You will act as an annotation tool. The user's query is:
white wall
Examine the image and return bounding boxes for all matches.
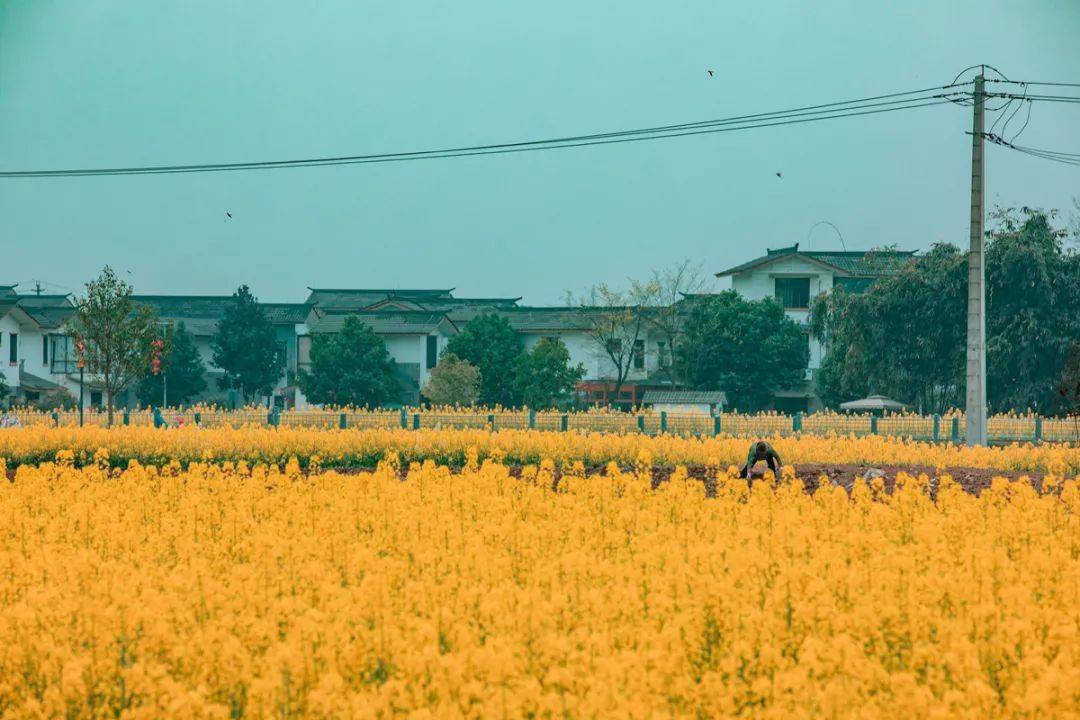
[521,329,669,383]
[0,315,19,393]
[653,402,714,415]
[731,257,834,372]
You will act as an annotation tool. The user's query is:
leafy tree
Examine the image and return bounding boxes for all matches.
[1059,341,1080,418]
[0,374,9,405]
[299,316,398,407]
[445,314,523,406]
[422,353,481,406]
[677,290,809,411]
[985,207,1079,412]
[72,266,159,425]
[514,338,585,409]
[809,244,966,412]
[812,209,1079,413]
[135,322,207,407]
[211,285,283,403]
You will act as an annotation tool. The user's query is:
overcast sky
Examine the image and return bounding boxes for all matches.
[1,1,1077,303]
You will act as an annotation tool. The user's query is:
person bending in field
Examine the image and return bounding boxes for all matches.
[739,440,782,479]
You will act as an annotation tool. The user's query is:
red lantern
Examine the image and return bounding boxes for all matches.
[150,338,165,375]
[75,338,86,370]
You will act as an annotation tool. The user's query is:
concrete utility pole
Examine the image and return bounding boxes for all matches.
[965,72,987,446]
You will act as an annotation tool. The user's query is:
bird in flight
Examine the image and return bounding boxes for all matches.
[775,172,783,179]
[707,70,714,77]
[225,211,232,220]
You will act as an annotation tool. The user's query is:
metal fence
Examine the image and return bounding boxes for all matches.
[7,407,1078,443]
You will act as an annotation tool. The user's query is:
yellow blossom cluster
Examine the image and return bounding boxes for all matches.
[0,453,1078,718]
[0,425,1077,476]
[8,406,1077,442]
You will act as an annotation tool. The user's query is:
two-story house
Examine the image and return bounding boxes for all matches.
[717,244,916,412]
[0,286,80,406]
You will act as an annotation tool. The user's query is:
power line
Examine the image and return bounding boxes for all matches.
[0,84,970,178]
[981,132,1080,168]
[987,79,1080,89]
[986,92,1080,104]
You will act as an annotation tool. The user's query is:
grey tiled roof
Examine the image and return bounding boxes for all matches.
[15,294,75,329]
[641,390,727,405]
[309,311,456,335]
[305,289,455,310]
[133,295,238,318]
[19,368,65,392]
[305,288,520,314]
[497,308,593,331]
[805,251,915,275]
[259,303,312,324]
[716,245,917,278]
[129,296,306,335]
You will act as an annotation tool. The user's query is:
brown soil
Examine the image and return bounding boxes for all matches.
[7,462,1052,497]
[380,463,1051,497]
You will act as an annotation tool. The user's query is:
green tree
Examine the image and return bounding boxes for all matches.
[72,266,159,425]
[985,207,1079,412]
[135,322,207,407]
[299,316,398,407]
[445,314,523,406]
[421,353,481,406]
[812,209,1079,413]
[211,285,283,403]
[809,244,966,412]
[514,338,585,409]
[0,374,9,406]
[677,290,809,411]
[1059,341,1080,420]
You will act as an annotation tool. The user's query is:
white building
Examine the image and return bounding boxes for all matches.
[133,296,311,408]
[300,290,677,408]
[716,244,915,412]
[0,287,82,407]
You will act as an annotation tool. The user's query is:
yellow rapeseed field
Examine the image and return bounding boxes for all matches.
[0,425,1077,475]
[0,436,1078,718]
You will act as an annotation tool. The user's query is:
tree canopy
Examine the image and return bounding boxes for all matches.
[72,266,159,425]
[421,353,481,406]
[299,316,399,407]
[444,314,523,406]
[211,286,283,403]
[677,290,809,411]
[514,338,585,409]
[135,322,207,407]
[811,208,1079,413]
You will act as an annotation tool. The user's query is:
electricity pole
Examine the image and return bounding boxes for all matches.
[965,72,987,446]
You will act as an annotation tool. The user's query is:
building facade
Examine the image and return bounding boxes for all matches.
[2,253,915,411]
[716,244,916,411]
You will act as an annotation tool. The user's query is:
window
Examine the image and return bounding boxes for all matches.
[8,333,17,364]
[606,339,622,356]
[50,336,78,374]
[42,335,49,365]
[633,340,645,370]
[90,391,102,409]
[426,335,438,369]
[657,341,671,368]
[775,277,811,309]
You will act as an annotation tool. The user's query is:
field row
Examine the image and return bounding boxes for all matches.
[7,407,1079,443]
[1,426,1078,475]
